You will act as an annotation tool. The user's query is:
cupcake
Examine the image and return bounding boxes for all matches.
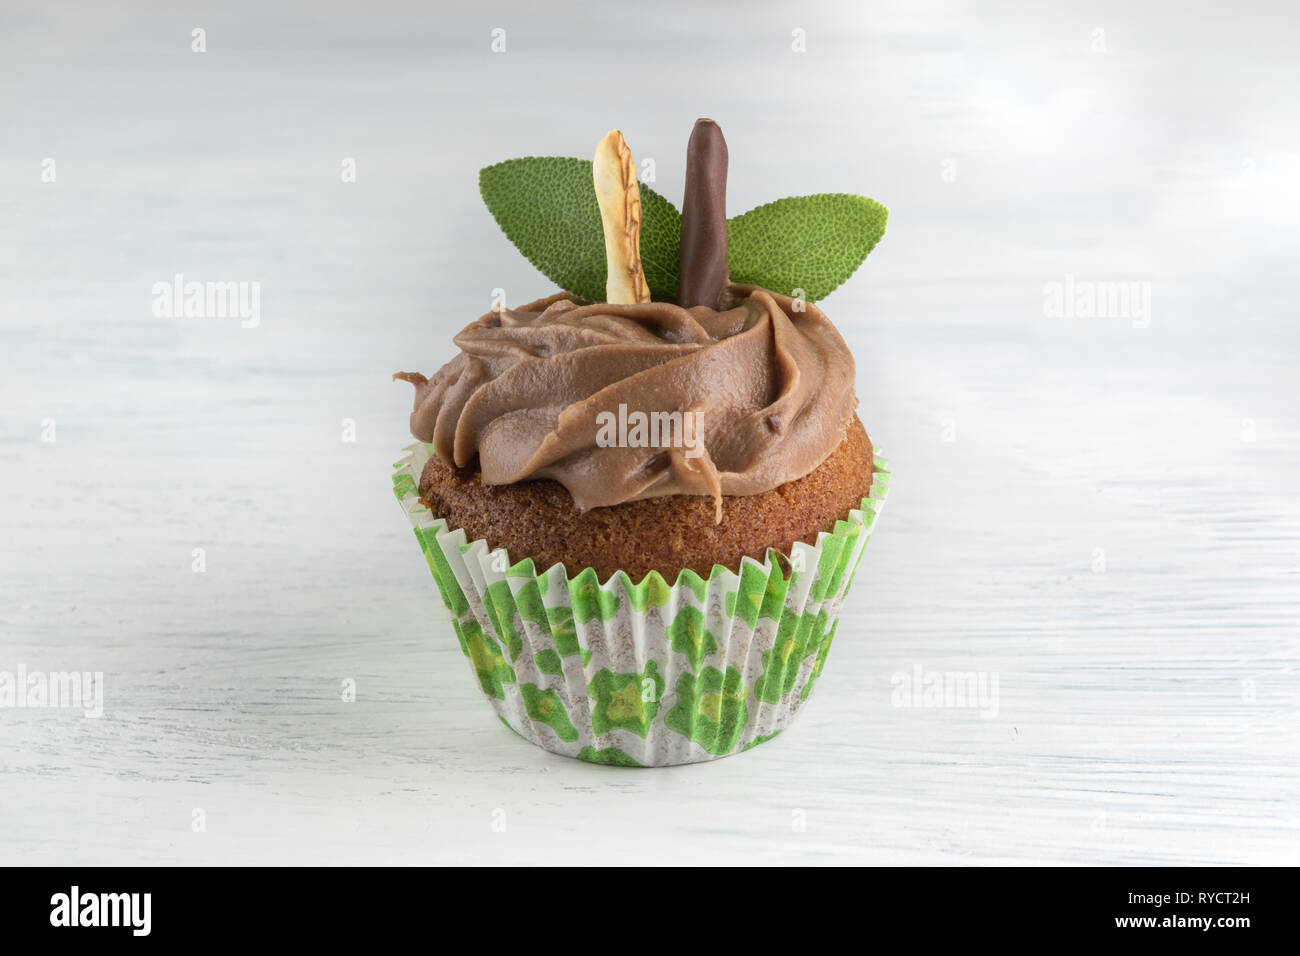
[394,120,890,766]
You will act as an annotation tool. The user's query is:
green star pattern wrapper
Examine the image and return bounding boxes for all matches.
[393,442,890,766]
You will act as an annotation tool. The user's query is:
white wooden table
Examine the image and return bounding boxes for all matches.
[2,0,1297,865]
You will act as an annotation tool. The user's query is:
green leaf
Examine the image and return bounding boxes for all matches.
[479,157,681,302]
[726,194,888,301]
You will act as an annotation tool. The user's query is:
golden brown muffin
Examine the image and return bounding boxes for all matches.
[418,416,874,582]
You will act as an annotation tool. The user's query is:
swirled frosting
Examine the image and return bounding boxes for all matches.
[396,284,857,518]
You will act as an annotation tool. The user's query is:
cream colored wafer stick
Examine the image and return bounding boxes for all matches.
[592,130,651,304]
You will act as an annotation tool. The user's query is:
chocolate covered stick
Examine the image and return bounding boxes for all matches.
[593,130,651,305]
[678,118,729,309]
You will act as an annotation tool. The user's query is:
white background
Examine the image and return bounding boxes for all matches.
[3,0,1297,864]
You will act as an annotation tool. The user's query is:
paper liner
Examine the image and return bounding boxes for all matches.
[393,442,890,767]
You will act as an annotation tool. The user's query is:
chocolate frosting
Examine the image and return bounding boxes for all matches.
[396,285,858,519]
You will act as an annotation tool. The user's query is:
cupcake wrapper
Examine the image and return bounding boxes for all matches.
[394,442,890,767]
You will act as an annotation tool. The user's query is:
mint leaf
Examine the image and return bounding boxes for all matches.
[726,194,887,301]
[479,157,680,302]
[480,160,888,303]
